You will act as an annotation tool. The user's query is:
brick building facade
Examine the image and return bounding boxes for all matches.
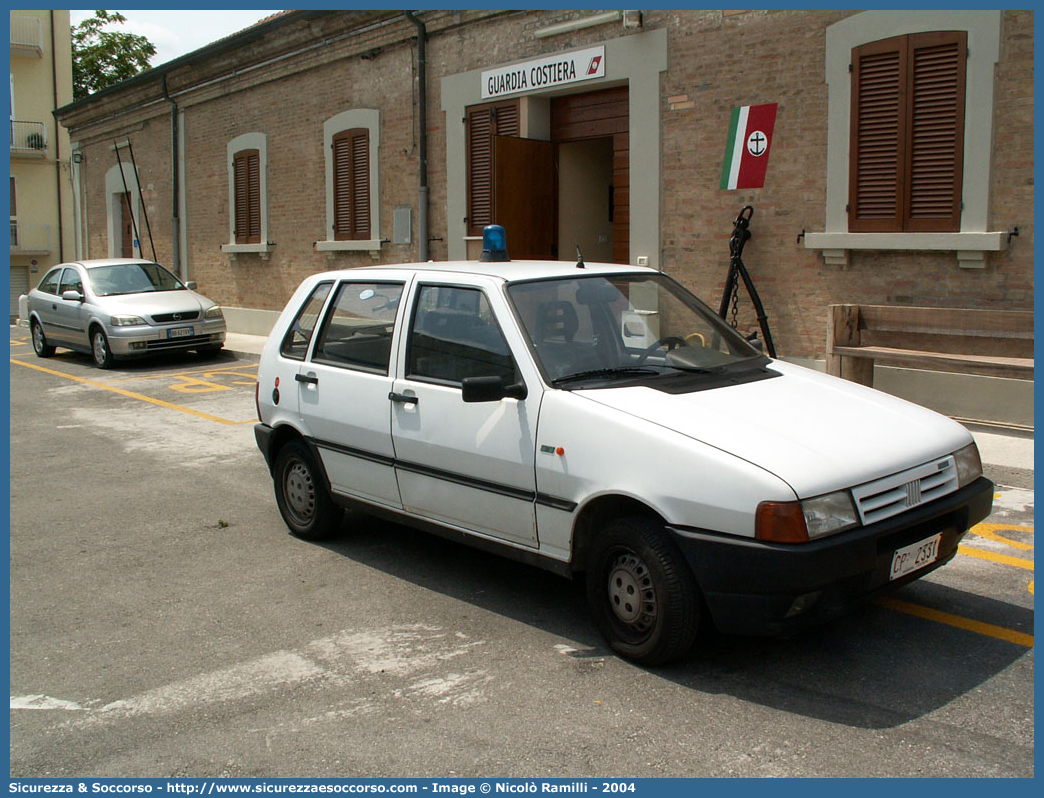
[53,10,1033,372]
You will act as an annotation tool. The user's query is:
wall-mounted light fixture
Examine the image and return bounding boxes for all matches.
[534,11,622,39]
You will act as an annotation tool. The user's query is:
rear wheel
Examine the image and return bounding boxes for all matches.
[273,440,343,541]
[30,320,55,358]
[91,327,114,369]
[586,516,701,666]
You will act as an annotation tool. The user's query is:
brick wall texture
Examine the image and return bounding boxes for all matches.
[61,9,1034,361]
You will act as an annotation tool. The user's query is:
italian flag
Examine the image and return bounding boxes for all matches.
[720,103,778,190]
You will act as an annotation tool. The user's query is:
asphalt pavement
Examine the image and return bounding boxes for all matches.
[9,326,1034,777]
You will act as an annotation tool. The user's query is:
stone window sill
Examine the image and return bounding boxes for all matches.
[315,239,382,253]
[221,243,275,261]
[803,231,1008,268]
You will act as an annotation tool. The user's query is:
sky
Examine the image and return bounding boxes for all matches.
[70,10,282,68]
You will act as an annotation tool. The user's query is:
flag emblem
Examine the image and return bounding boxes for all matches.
[720,103,778,190]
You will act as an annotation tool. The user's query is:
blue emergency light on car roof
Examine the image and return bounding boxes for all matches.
[479,225,510,262]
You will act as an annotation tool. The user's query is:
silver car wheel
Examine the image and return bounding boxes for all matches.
[31,321,55,357]
[91,328,113,368]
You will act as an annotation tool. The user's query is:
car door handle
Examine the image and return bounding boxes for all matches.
[295,373,319,385]
[388,392,419,406]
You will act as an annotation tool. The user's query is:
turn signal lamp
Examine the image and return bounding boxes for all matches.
[756,502,810,543]
[479,225,510,262]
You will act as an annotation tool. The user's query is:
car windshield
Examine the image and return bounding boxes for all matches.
[507,273,766,385]
[87,262,186,297]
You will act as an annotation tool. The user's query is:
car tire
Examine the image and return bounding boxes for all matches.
[273,440,343,541]
[30,320,55,358]
[586,516,701,666]
[196,344,224,358]
[90,327,114,369]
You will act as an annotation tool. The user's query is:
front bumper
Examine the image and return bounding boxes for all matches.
[107,322,226,356]
[669,476,994,636]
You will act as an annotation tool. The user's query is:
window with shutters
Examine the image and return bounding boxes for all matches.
[233,149,261,244]
[805,11,1004,267]
[849,32,967,233]
[318,109,381,252]
[222,133,271,257]
[465,100,520,237]
[332,129,370,241]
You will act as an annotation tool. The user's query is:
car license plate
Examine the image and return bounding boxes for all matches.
[889,533,942,581]
[167,326,194,339]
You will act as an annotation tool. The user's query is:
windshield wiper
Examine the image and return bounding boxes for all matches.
[551,367,663,386]
[665,364,728,375]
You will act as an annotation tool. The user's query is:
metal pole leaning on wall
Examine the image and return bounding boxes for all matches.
[125,140,157,262]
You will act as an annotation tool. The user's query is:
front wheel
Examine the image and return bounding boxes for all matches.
[586,516,701,666]
[273,440,343,541]
[91,327,114,368]
[196,343,224,358]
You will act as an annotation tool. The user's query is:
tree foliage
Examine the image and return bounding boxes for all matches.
[72,11,157,100]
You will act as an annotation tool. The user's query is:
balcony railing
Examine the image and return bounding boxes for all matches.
[10,222,52,254]
[10,121,47,154]
[10,16,43,55]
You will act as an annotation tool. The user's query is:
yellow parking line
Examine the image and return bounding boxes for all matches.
[11,358,255,425]
[876,596,1034,648]
[109,364,258,383]
[958,545,1035,571]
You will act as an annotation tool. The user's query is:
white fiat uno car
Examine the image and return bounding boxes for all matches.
[255,227,992,665]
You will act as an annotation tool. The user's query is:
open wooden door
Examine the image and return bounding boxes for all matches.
[493,136,556,260]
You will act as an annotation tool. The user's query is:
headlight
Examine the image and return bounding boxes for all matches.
[205,305,224,320]
[757,490,858,543]
[954,442,983,487]
[110,314,146,326]
[801,491,859,539]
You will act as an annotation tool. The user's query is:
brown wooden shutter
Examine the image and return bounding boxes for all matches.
[849,32,966,233]
[465,100,520,237]
[233,149,261,244]
[904,31,966,232]
[849,37,906,232]
[333,129,370,241]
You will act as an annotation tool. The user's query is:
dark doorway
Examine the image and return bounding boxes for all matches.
[120,192,134,257]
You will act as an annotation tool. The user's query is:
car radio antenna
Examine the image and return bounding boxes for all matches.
[717,206,776,358]
[575,244,585,269]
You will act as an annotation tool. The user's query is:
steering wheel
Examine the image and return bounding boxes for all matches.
[635,335,688,365]
[684,332,706,347]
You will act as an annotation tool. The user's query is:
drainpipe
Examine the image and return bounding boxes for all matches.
[161,74,182,279]
[405,11,429,261]
[50,11,65,262]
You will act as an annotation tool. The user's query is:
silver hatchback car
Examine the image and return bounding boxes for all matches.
[26,258,226,368]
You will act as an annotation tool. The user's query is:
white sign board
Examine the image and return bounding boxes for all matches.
[481,46,606,100]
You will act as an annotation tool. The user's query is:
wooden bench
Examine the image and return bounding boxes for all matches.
[826,304,1034,387]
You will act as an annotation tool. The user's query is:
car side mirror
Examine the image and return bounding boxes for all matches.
[461,375,528,403]
[185,281,198,290]
[61,290,84,303]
